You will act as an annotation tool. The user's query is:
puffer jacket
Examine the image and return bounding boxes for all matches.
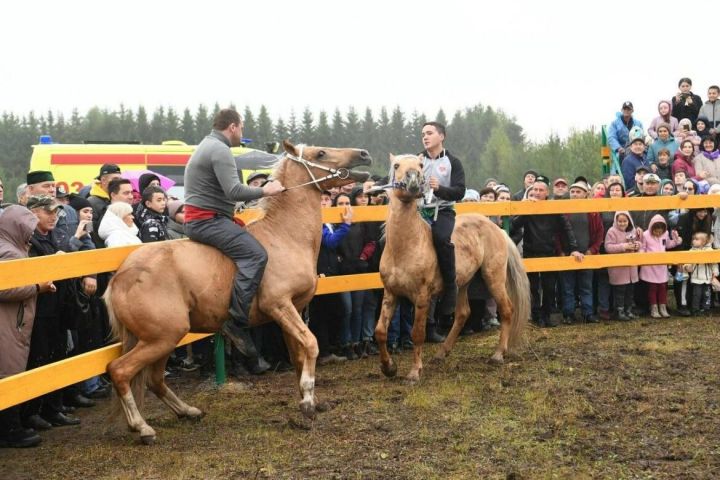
[639,215,681,283]
[603,211,639,286]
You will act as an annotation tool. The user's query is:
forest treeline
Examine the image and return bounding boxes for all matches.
[0,103,601,195]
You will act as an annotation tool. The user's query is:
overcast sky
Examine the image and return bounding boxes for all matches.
[1,0,716,142]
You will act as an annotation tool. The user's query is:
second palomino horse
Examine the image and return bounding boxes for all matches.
[375,154,530,382]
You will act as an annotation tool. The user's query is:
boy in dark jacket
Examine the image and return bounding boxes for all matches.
[138,186,169,243]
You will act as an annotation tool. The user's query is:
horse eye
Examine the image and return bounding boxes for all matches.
[317,150,326,158]
[419,163,424,169]
[393,164,399,170]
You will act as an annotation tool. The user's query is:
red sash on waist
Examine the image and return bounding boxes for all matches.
[184,205,245,227]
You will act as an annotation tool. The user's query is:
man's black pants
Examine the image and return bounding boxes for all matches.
[431,209,456,287]
[185,216,268,325]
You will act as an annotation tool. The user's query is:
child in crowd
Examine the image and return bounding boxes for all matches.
[674,118,701,154]
[648,101,679,139]
[98,202,141,247]
[683,232,718,315]
[653,148,673,181]
[640,215,682,318]
[138,186,169,243]
[604,211,640,321]
[695,116,711,140]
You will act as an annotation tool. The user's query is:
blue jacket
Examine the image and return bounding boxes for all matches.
[646,137,678,165]
[621,152,650,190]
[321,223,350,249]
[608,113,644,152]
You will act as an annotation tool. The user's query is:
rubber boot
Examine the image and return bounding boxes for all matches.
[658,304,671,318]
[426,323,446,343]
[649,304,661,319]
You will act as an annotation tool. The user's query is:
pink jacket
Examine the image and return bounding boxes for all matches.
[639,215,681,284]
[604,211,639,285]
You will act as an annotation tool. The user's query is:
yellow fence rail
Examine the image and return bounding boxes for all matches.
[1,194,719,409]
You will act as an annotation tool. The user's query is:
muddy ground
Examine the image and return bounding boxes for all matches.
[2,315,719,479]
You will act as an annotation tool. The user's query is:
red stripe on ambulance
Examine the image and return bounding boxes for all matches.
[51,154,146,165]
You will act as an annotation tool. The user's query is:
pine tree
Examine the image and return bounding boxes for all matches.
[300,107,315,144]
[256,105,274,145]
[181,108,194,143]
[242,107,257,142]
[315,111,332,146]
[274,116,289,142]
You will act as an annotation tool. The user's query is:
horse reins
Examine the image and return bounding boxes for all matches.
[281,144,351,192]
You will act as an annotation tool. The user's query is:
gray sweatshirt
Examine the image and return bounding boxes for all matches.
[184,130,264,218]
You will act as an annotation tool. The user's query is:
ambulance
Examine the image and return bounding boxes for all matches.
[29,135,272,196]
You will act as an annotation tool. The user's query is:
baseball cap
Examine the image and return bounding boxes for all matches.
[553,178,568,186]
[635,165,650,173]
[569,181,590,192]
[643,173,661,184]
[622,101,634,110]
[56,184,69,198]
[26,195,63,212]
[534,175,550,186]
[97,163,121,179]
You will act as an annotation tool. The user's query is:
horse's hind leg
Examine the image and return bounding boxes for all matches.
[406,293,432,383]
[108,341,171,444]
[147,352,203,420]
[374,290,397,378]
[483,260,514,364]
[434,285,470,361]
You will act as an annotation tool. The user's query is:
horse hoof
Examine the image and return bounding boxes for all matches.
[488,354,504,365]
[381,361,397,378]
[140,435,156,446]
[179,409,205,421]
[404,373,420,385]
[299,400,316,420]
[315,401,334,413]
[430,354,445,364]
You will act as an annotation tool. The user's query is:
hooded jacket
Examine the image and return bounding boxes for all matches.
[603,211,639,286]
[685,244,719,285]
[648,102,679,139]
[99,209,141,247]
[639,215,681,284]
[0,206,39,378]
[608,113,644,152]
[699,100,720,130]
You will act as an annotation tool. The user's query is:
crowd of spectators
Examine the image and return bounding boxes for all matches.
[2,76,720,448]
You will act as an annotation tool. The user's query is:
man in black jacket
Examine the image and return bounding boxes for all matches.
[510,177,584,327]
[419,122,465,342]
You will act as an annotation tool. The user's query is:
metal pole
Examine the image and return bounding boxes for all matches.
[214,333,226,385]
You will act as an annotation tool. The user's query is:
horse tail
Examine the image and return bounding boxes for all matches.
[504,233,530,352]
[105,283,149,419]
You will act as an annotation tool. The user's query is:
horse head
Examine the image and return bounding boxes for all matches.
[389,153,425,202]
[282,140,372,189]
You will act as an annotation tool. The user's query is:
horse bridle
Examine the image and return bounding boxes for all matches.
[281,144,351,192]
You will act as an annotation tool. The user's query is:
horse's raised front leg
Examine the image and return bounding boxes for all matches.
[374,290,398,378]
[434,285,470,361]
[407,293,431,383]
[147,354,203,420]
[268,302,319,419]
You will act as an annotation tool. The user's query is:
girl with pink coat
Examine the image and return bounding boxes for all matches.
[640,215,682,318]
[604,211,640,321]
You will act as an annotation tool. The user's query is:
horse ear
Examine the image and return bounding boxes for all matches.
[283,140,297,155]
[389,153,396,164]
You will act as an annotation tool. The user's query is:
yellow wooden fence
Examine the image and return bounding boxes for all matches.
[1,194,719,409]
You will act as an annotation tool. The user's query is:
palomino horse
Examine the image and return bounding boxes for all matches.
[375,154,530,382]
[105,140,371,444]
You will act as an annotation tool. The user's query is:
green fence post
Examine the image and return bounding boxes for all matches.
[214,333,226,385]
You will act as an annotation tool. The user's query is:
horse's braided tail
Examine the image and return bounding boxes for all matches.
[504,233,530,352]
[104,283,149,419]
